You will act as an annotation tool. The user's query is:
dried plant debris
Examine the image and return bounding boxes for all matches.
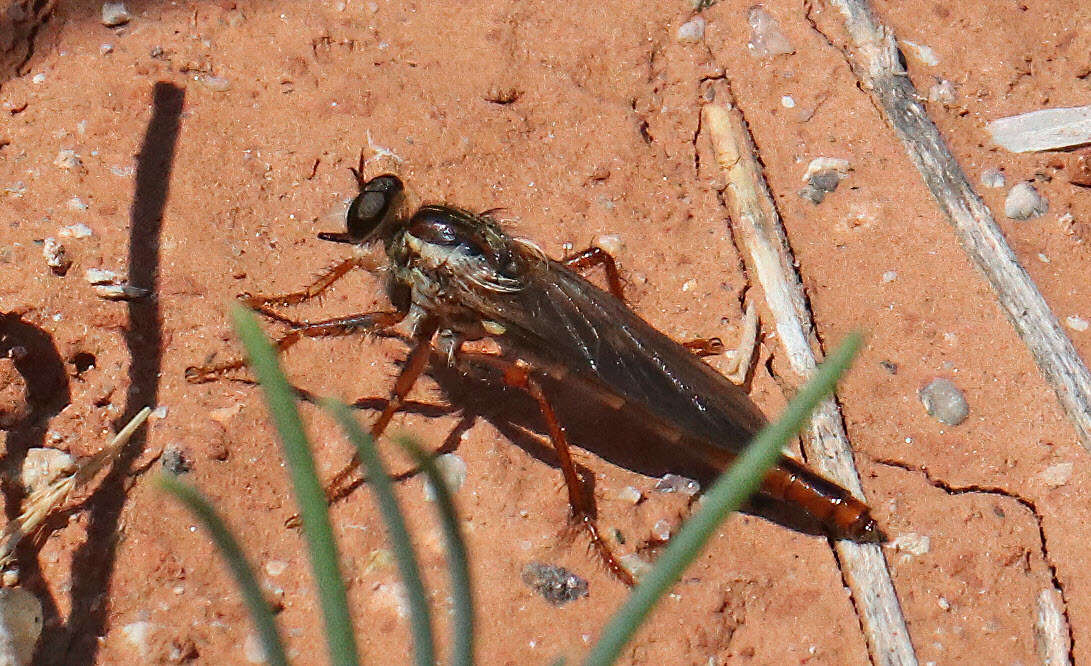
[84,268,150,301]
[520,562,589,606]
[987,105,1091,153]
[0,407,151,570]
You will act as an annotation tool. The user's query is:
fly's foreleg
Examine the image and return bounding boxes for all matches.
[184,310,406,383]
[562,246,625,301]
[458,351,637,586]
[239,257,362,309]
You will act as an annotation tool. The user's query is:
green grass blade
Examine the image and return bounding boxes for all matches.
[399,440,474,666]
[157,475,289,666]
[323,399,436,666]
[232,305,360,666]
[585,332,863,666]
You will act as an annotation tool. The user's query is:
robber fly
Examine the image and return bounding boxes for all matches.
[187,161,877,585]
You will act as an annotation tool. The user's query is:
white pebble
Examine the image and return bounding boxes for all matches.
[20,449,76,495]
[84,268,119,285]
[980,168,1006,189]
[243,632,265,663]
[198,75,231,92]
[592,234,623,256]
[151,405,169,419]
[101,2,131,27]
[42,238,70,274]
[901,40,939,66]
[121,621,155,658]
[31,73,45,85]
[58,223,93,239]
[882,270,898,283]
[919,378,969,426]
[53,150,82,171]
[780,95,795,108]
[802,157,851,183]
[617,486,642,504]
[67,196,88,211]
[1066,316,1089,332]
[100,43,114,55]
[747,7,793,57]
[0,588,42,666]
[891,532,931,556]
[1038,462,1073,488]
[654,473,700,496]
[264,560,288,577]
[928,79,956,106]
[676,17,706,44]
[652,519,672,541]
[1005,182,1048,220]
[423,453,467,501]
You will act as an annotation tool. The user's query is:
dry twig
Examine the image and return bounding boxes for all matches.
[819,0,1091,452]
[704,99,917,666]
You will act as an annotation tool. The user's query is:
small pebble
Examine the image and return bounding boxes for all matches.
[423,453,467,501]
[980,168,1006,189]
[0,588,42,666]
[151,405,168,419]
[20,449,76,494]
[618,554,653,582]
[1039,462,1073,488]
[161,444,191,475]
[901,40,939,66]
[747,6,793,57]
[209,403,243,423]
[67,196,88,211]
[93,284,149,301]
[652,519,672,541]
[617,486,642,504]
[99,43,114,55]
[654,473,700,496]
[31,73,45,85]
[1066,316,1089,332]
[101,2,131,27]
[780,95,795,108]
[882,270,898,283]
[1004,182,1048,220]
[592,234,623,256]
[121,621,155,658]
[58,223,93,239]
[264,560,288,577]
[242,632,265,664]
[53,150,82,171]
[197,75,231,92]
[891,532,931,556]
[42,238,71,276]
[520,562,588,606]
[919,378,969,426]
[675,17,705,44]
[928,79,956,106]
[84,268,119,285]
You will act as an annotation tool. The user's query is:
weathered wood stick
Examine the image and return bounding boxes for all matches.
[704,99,918,666]
[822,0,1091,451]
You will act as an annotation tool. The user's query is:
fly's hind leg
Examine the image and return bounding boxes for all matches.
[681,302,758,383]
[185,310,406,383]
[458,350,637,587]
[562,246,625,301]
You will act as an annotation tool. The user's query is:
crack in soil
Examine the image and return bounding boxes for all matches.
[873,457,1076,662]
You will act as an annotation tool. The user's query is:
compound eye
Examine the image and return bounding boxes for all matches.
[346,174,403,239]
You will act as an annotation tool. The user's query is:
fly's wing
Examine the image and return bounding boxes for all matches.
[466,257,767,453]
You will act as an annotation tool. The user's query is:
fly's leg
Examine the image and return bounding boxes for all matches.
[458,351,637,586]
[682,338,726,357]
[678,303,758,380]
[562,246,625,301]
[323,317,441,504]
[239,257,362,309]
[185,310,406,383]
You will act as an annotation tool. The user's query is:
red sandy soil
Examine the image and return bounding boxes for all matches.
[1,0,1089,663]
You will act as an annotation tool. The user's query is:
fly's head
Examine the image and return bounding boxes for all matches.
[318,164,406,247]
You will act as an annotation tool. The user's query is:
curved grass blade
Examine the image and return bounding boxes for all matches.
[323,399,436,666]
[400,439,474,666]
[158,475,289,666]
[232,305,360,666]
[585,332,863,666]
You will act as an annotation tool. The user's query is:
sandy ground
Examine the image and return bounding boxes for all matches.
[1,0,1090,663]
